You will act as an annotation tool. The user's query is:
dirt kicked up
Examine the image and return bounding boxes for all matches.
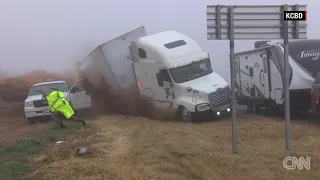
[29,113,320,180]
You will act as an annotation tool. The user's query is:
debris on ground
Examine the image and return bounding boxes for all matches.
[76,147,88,156]
[55,141,65,144]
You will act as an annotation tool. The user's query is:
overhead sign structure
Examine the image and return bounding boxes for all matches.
[206,4,307,154]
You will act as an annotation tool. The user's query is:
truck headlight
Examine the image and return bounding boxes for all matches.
[196,103,211,112]
[24,101,33,107]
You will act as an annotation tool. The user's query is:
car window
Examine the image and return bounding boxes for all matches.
[72,81,85,92]
[28,83,68,96]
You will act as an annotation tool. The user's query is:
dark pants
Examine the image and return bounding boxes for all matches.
[51,111,85,127]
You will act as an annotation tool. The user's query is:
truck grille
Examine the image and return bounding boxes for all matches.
[208,86,231,108]
[33,99,48,107]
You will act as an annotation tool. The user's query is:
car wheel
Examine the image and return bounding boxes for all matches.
[25,118,35,124]
[180,107,194,123]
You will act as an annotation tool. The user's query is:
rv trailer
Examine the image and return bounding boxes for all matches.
[235,39,320,115]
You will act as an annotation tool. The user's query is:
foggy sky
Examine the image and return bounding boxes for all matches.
[0,0,317,82]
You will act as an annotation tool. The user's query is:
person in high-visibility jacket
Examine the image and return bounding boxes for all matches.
[40,87,86,128]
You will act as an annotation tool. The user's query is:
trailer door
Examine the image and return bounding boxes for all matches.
[261,55,270,98]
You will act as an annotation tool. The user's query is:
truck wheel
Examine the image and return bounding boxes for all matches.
[254,104,261,114]
[127,104,138,116]
[179,107,193,123]
[25,118,35,124]
[246,100,253,113]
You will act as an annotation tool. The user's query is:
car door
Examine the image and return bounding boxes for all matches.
[68,79,92,110]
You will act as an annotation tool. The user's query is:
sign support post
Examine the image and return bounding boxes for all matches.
[282,4,291,151]
[228,7,237,154]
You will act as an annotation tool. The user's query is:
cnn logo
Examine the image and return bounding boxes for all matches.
[283,156,311,170]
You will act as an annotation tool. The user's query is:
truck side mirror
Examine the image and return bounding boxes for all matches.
[156,73,164,87]
[249,67,253,77]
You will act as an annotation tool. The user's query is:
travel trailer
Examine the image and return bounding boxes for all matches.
[235,39,320,114]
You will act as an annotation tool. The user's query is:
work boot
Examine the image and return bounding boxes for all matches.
[81,120,86,126]
[60,122,66,128]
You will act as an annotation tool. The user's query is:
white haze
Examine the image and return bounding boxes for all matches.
[0,0,318,82]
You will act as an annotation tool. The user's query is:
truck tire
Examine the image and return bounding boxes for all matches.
[178,106,194,123]
[254,104,261,114]
[127,103,138,116]
[246,100,253,113]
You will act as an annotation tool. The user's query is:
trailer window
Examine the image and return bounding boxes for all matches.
[164,40,187,49]
[169,58,213,83]
[138,48,147,58]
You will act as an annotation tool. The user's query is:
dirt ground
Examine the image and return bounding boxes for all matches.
[0,120,45,144]
[0,98,45,143]
[29,113,320,180]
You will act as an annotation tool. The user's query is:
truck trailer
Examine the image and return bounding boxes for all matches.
[77,26,231,122]
[235,39,320,115]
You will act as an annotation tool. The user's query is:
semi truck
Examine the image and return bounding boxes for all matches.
[77,26,231,122]
[235,39,320,115]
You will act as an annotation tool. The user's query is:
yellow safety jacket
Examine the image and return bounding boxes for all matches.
[45,91,74,119]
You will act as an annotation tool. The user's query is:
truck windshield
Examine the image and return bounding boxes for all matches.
[28,83,68,96]
[169,58,213,83]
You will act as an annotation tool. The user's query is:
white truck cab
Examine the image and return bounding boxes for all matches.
[132,30,231,122]
[24,79,91,124]
[78,26,231,123]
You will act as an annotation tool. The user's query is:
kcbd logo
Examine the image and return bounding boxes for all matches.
[283,156,311,170]
[284,11,307,21]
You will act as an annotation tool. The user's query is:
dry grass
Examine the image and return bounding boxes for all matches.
[30,113,320,180]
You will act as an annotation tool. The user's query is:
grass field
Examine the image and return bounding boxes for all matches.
[0,122,86,180]
[25,113,320,180]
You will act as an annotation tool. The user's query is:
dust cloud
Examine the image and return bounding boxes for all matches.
[0,70,77,118]
[0,68,175,121]
[80,73,175,120]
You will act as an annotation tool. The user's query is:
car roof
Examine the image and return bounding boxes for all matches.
[33,80,66,86]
